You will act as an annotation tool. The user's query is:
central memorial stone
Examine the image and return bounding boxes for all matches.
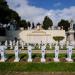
[18,28,66,44]
[27,30,50,44]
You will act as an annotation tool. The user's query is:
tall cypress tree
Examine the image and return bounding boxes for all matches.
[42,16,53,30]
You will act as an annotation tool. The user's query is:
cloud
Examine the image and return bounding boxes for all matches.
[6,0,75,25]
[46,6,75,25]
[6,0,48,22]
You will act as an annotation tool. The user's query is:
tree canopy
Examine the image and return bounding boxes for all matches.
[42,16,53,30]
[58,19,70,31]
[0,0,73,31]
[32,22,35,29]
[19,20,28,29]
[0,0,20,25]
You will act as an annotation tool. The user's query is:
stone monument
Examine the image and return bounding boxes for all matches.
[68,20,74,43]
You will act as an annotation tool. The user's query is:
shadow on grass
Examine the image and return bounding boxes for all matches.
[6,54,14,61]
[20,54,27,62]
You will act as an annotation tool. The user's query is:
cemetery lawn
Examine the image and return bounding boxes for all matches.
[0,54,75,73]
[0,62,75,73]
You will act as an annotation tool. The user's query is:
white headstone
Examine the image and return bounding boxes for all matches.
[5,40,8,48]
[14,45,20,62]
[41,44,46,62]
[21,41,24,49]
[9,40,13,49]
[27,45,32,62]
[13,40,15,46]
[54,44,60,62]
[0,45,7,62]
[66,44,73,62]
[16,41,19,46]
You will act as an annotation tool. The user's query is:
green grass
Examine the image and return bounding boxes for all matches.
[0,62,75,72]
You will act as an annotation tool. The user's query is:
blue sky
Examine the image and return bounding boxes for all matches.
[6,0,75,25]
[28,0,75,9]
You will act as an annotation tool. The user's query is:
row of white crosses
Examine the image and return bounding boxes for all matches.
[0,42,74,62]
[0,43,46,62]
[5,40,54,50]
[27,44,46,62]
[27,43,74,62]
[5,40,72,50]
[4,40,25,49]
[54,43,74,62]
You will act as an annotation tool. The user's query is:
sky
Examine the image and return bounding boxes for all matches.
[6,0,75,25]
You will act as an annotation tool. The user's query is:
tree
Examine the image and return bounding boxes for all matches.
[0,28,6,36]
[0,0,20,26]
[19,20,27,29]
[32,22,35,29]
[9,10,20,22]
[42,16,53,30]
[0,0,9,24]
[27,21,31,28]
[58,19,70,31]
[37,22,41,26]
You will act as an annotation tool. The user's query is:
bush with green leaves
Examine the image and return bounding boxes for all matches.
[46,43,50,50]
[33,43,40,50]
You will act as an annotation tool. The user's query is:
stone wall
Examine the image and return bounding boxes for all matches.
[0,36,7,42]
